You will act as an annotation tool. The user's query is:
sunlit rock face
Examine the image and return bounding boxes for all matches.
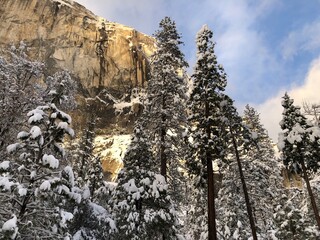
[0,0,155,178]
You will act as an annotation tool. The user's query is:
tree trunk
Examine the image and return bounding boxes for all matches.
[160,94,167,178]
[301,159,320,230]
[160,126,166,178]
[205,102,217,240]
[207,151,217,240]
[231,132,258,240]
[160,90,166,240]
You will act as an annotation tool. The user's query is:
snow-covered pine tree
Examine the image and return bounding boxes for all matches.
[111,120,179,240]
[44,70,77,111]
[215,95,258,240]
[242,104,275,160]
[0,43,43,156]
[68,146,116,239]
[0,103,77,239]
[241,104,285,238]
[72,118,96,186]
[278,92,320,234]
[68,198,116,240]
[0,66,81,239]
[71,114,105,196]
[278,93,308,172]
[186,24,227,240]
[87,155,105,200]
[144,17,188,190]
[216,160,250,239]
[273,188,319,239]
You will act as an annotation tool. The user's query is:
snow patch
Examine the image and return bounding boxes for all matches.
[42,154,59,169]
[0,161,10,170]
[2,215,18,239]
[60,210,73,227]
[286,124,304,144]
[152,174,168,198]
[58,109,72,124]
[95,134,131,168]
[28,112,43,124]
[17,131,29,139]
[30,126,42,139]
[308,126,320,141]
[40,180,51,191]
[57,122,74,137]
[7,143,21,153]
[0,176,15,190]
[53,0,74,8]
[18,188,27,196]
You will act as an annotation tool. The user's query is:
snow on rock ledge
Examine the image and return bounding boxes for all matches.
[94,134,131,181]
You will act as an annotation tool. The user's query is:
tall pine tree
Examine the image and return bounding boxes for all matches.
[217,95,258,240]
[144,17,188,184]
[186,24,227,240]
[241,104,283,238]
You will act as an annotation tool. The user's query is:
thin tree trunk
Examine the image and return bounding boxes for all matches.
[160,126,166,178]
[205,102,217,240]
[161,90,166,240]
[160,94,167,178]
[207,151,217,240]
[301,159,320,230]
[231,131,258,240]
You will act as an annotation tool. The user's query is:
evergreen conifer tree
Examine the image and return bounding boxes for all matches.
[217,104,284,239]
[278,92,320,233]
[216,95,258,240]
[0,102,77,239]
[0,66,81,239]
[144,16,188,183]
[72,115,104,199]
[273,188,319,239]
[0,43,43,155]
[111,121,179,239]
[241,104,283,238]
[186,24,227,240]
[243,104,275,160]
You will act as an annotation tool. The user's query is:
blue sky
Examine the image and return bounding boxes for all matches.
[75,0,320,141]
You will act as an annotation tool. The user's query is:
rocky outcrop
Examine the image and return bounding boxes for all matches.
[0,0,156,178]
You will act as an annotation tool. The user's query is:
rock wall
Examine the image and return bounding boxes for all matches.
[0,0,154,91]
[0,0,156,178]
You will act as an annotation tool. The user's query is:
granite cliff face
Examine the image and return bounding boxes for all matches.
[0,0,155,179]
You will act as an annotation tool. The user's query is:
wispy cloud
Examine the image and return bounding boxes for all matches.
[281,20,320,60]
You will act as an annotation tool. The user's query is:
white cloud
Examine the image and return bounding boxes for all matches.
[281,20,320,60]
[255,56,320,142]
